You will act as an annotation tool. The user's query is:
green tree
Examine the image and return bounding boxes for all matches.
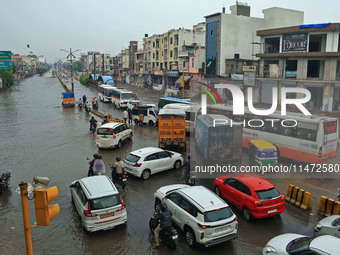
[80,75,89,85]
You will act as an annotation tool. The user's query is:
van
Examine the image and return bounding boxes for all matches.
[132,106,158,126]
[96,123,132,149]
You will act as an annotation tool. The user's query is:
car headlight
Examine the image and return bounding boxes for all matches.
[315,223,323,231]
[263,245,277,254]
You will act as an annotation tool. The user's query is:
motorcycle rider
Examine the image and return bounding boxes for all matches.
[111,156,124,184]
[89,116,97,131]
[92,97,98,109]
[102,115,108,125]
[93,154,105,175]
[82,95,87,105]
[85,101,91,112]
[88,153,99,176]
[152,202,173,249]
[78,98,83,107]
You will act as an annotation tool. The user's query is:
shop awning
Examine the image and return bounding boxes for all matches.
[175,76,191,84]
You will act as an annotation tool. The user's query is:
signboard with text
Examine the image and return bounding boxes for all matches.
[243,71,256,86]
[282,33,308,52]
[0,51,12,60]
[0,60,13,69]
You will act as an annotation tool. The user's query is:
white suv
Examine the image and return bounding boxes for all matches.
[70,176,127,232]
[124,147,183,180]
[96,123,132,149]
[154,184,238,247]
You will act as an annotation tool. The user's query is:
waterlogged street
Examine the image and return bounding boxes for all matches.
[0,73,339,255]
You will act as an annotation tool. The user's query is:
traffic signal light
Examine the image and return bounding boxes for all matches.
[33,186,60,226]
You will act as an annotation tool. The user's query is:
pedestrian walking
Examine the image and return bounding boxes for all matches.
[128,108,133,126]
[82,95,87,105]
[139,113,144,127]
[123,109,128,124]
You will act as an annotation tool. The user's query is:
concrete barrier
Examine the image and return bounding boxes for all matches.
[319,196,340,216]
[286,184,311,210]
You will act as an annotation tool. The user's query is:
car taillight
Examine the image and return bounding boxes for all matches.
[281,195,285,200]
[117,197,126,211]
[134,163,142,167]
[84,203,97,217]
[113,134,116,139]
[254,201,263,207]
[232,217,237,222]
[198,223,213,229]
[95,134,97,138]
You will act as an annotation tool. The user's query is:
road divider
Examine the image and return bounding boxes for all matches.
[56,73,71,92]
[286,184,311,210]
[318,196,340,216]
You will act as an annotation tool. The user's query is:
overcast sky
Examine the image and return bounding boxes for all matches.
[1,0,339,63]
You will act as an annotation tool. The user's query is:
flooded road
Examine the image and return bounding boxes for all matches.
[0,72,339,255]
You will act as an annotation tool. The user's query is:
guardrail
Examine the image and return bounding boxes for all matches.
[56,73,71,92]
[286,184,312,210]
[318,196,340,216]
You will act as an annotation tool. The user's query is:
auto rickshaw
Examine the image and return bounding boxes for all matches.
[248,139,278,167]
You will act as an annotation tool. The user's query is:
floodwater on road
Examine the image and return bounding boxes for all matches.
[0,72,339,255]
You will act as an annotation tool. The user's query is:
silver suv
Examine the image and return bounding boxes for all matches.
[154,184,238,247]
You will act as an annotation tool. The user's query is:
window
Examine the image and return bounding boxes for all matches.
[77,186,87,205]
[179,199,198,217]
[90,195,120,210]
[256,187,281,200]
[210,29,213,36]
[204,207,233,222]
[125,154,140,163]
[167,193,182,205]
[170,37,173,44]
[170,51,173,58]
[145,153,159,161]
[159,151,171,158]
[225,178,238,189]
[97,128,114,135]
[192,58,195,68]
[235,182,251,196]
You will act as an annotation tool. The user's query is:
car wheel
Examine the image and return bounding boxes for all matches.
[154,201,162,212]
[129,133,133,141]
[148,120,154,126]
[215,186,221,197]
[242,207,252,221]
[118,140,122,148]
[141,169,150,180]
[174,160,181,170]
[184,227,196,247]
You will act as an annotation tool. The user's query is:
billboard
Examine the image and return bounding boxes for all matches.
[282,33,308,52]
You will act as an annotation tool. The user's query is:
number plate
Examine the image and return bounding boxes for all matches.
[267,209,277,214]
[122,178,127,181]
[215,225,229,233]
[100,212,114,219]
[172,235,178,240]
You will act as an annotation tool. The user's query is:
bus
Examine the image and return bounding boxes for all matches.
[111,88,134,108]
[98,85,114,102]
[163,103,201,133]
[207,105,338,163]
[157,97,192,109]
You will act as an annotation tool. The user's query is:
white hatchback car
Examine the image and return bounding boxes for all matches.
[263,233,340,254]
[154,185,238,247]
[70,175,127,232]
[96,122,132,149]
[314,215,340,238]
[123,147,183,180]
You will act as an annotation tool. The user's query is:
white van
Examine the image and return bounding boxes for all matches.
[98,85,113,102]
[163,103,201,133]
[96,123,132,149]
[131,106,158,126]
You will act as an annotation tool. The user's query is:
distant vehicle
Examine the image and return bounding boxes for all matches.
[214,174,285,220]
[96,122,132,149]
[195,114,242,163]
[0,171,11,195]
[158,96,192,109]
[123,147,183,180]
[98,85,114,102]
[163,103,201,133]
[154,184,238,247]
[262,234,340,255]
[248,139,278,168]
[70,175,127,232]
[314,215,340,238]
[62,92,75,107]
[127,100,141,110]
[132,106,158,126]
[111,88,134,108]
[158,108,186,150]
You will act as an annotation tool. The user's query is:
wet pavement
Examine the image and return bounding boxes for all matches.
[0,72,339,255]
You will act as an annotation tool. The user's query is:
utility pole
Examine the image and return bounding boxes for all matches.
[102,54,104,76]
[60,48,81,92]
[93,53,96,88]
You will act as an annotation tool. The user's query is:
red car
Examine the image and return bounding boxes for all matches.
[213,174,285,220]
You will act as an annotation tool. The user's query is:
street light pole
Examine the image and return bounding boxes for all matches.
[60,48,81,93]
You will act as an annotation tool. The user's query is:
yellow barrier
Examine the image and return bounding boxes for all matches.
[318,196,340,216]
[285,184,311,210]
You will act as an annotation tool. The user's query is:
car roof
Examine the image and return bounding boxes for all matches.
[130,147,163,156]
[310,235,340,254]
[99,122,122,129]
[79,176,117,199]
[318,215,340,226]
[249,139,276,150]
[221,174,275,191]
[178,186,227,211]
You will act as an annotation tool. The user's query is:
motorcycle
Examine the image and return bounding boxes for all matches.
[78,102,83,109]
[149,208,178,251]
[0,170,11,195]
[85,105,91,113]
[92,103,98,110]
[185,171,197,186]
[90,124,96,134]
[110,165,128,190]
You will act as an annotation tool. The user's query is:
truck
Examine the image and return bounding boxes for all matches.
[132,105,158,126]
[62,92,75,107]
[158,108,186,151]
[195,114,242,163]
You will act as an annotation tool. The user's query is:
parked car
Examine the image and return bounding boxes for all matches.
[154,184,238,248]
[263,233,340,254]
[214,174,285,220]
[123,147,183,180]
[127,100,141,110]
[314,215,340,238]
[96,122,132,149]
[70,175,127,232]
